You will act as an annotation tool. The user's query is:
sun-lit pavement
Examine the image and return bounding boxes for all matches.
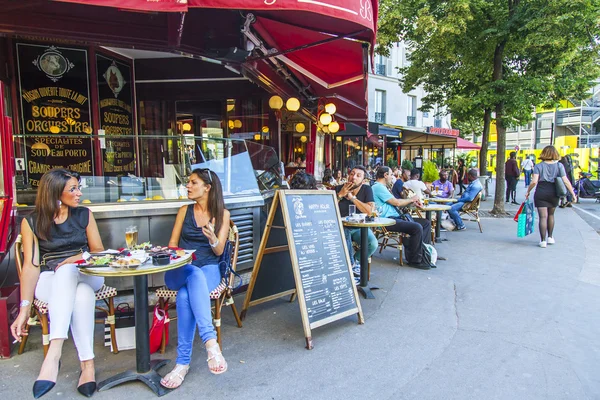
[1,179,600,400]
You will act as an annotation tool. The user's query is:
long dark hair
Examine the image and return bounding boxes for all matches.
[34,168,80,240]
[322,168,333,183]
[191,168,225,234]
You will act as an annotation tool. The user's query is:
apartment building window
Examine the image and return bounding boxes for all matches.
[374,90,386,123]
[434,119,442,128]
[402,48,412,68]
[375,55,393,76]
[407,95,417,126]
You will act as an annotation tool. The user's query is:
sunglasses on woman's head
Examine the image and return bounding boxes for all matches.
[196,168,213,184]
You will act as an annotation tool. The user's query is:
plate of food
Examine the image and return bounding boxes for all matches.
[109,255,149,269]
[79,254,118,268]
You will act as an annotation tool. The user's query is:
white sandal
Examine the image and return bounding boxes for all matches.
[206,344,228,375]
[160,364,189,389]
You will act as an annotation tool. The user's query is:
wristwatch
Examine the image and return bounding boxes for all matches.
[20,300,31,308]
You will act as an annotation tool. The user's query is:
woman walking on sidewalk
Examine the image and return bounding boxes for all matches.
[525,146,577,248]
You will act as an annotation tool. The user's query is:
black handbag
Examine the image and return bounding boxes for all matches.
[555,178,567,197]
[40,248,86,272]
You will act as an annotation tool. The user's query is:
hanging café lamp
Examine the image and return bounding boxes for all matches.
[328,121,340,134]
[319,112,332,125]
[269,95,284,110]
[286,97,301,112]
[295,122,306,133]
[324,102,336,115]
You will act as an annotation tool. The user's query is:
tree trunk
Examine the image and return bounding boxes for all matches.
[492,102,507,214]
[479,108,491,175]
[490,40,506,215]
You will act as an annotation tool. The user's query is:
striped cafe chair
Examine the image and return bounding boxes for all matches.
[155,219,243,353]
[14,234,119,356]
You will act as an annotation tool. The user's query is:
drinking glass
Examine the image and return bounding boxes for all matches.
[125,226,138,249]
[348,205,356,216]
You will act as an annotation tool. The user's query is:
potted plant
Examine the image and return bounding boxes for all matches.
[422,160,439,184]
[401,159,414,171]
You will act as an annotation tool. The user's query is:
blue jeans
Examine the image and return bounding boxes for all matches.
[345,227,378,265]
[524,170,532,186]
[164,263,221,365]
[448,202,466,229]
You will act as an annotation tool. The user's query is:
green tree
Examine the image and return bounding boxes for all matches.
[378,0,600,214]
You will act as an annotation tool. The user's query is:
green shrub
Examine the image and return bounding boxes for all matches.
[422,160,439,182]
[401,159,414,171]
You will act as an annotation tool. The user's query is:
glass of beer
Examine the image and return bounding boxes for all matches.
[125,226,138,249]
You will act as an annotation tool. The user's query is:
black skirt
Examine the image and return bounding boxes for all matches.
[534,181,559,208]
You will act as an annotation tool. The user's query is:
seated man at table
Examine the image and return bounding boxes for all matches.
[372,167,433,269]
[403,169,431,200]
[447,169,482,231]
[391,168,411,199]
[335,166,378,278]
[431,170,454,199]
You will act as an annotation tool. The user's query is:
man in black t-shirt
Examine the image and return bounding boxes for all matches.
[335,166,378,278]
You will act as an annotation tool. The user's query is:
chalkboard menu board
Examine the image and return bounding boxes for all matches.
[242,190,363,349]
[284,193,358,326]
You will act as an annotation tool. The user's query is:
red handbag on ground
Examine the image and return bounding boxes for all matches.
[149,305,169,354]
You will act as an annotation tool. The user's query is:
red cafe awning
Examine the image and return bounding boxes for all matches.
[456,137,481,150]
[54,0,377,40]
[54,0,377,124]
[249,16,370,124]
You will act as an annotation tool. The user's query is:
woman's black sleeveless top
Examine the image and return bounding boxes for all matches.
[178,205,218,267]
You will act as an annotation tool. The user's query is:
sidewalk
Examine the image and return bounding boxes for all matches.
[1,199,599,399]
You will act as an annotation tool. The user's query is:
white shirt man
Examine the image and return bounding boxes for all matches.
[403,170,431,200]
[521,157,534,171]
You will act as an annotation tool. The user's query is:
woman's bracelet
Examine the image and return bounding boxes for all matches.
[210,238,219,248]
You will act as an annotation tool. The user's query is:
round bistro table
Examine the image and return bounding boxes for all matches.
[80,251,193,397]
[418,204,452,243]
[342,217,395,299]
[428,197,458,204]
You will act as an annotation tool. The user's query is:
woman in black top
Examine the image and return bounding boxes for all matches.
[160,168,230,389]
[457,159,467,195]
[11,169,105,398]
[526,146,577,247]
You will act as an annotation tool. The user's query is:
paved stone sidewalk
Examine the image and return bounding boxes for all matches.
[1,203,599,400]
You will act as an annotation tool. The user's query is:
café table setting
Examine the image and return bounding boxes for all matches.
[342,207,395,299]
[78,227,193,396]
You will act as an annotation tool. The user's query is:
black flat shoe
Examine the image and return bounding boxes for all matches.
[33,361,60,398]
[77,381,96,397]
[33,380,55,399]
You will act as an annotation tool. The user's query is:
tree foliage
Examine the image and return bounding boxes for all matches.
[377,0,600,214]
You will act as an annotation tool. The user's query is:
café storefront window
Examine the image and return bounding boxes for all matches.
[12,41,278,206]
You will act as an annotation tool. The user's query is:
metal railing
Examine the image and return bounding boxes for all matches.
[374,112,386,123]
[407,116,416,127]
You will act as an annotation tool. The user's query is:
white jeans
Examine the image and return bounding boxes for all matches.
[35,264,104,361]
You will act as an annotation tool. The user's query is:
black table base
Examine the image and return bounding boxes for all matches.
[98,359,170,396]
[97,274,171,396]
[358,226,377,299]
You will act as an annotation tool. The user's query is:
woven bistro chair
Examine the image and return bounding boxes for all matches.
[155,220,243,352]
[459,191,484,233]
[14,234,119,356]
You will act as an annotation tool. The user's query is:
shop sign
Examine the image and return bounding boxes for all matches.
[426,126,460,137]
[16,43,93,187]
[96,54,135,176]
